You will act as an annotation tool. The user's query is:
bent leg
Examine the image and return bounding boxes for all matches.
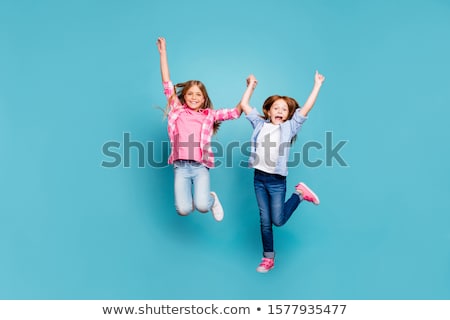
[173,165,194,215]
[270,180,301,227]
[192,164,213,213]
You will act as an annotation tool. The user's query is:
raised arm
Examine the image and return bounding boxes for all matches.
[299,70,325,117]
[239,74,258,115]
[156,37,170,82]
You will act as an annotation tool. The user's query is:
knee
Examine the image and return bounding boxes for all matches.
[272,220,284,227]
[272,220,283,227]
[176,204,194,216]
[271,214,283,227]
[195,203,210,213]
[193,195,211,213]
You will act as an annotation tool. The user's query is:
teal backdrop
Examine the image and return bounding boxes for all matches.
[1,0,449,299]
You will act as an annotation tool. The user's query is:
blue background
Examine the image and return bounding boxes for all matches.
[1,0,449,299]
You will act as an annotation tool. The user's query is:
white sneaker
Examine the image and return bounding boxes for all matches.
[210,192,224,222]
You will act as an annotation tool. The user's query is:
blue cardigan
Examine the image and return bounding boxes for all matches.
[246,108,307,176]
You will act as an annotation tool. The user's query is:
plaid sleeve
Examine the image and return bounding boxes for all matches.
[213,107,241,121]
[163,81,173,98]
[163,81,181,109]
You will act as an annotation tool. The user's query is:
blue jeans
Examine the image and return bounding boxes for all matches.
[173,160,214,215]
[254,169,303,258]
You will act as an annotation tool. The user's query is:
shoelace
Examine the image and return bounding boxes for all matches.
[296,184,318,204]
[259,258,273,268]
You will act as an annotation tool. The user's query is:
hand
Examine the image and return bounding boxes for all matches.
[156,37,167,53]
[246,74,258,88]
[315,70,325,85]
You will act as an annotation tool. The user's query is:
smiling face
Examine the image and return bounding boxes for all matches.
[183,85,205,111]
[267,99,289,124]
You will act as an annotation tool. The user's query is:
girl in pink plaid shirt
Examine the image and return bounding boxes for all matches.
[156,37,241,222]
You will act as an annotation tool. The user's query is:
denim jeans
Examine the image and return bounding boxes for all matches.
[254,169,303,258]
[173,160,214,215]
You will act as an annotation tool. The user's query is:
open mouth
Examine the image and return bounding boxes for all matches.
[274,116,283,121]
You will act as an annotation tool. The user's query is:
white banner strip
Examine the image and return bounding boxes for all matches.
[0,300,449,320]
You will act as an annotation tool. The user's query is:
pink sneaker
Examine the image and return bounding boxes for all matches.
[256,258,274,273]
[296,182,320,205]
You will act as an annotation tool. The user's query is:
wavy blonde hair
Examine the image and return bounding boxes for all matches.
[164,80,221,134]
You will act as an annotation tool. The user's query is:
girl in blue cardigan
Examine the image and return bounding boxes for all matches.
[239,72,325,272]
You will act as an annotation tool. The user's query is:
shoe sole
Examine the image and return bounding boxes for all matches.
[298,183,320,205]
[210,192,224,222]
[256,266,274,273]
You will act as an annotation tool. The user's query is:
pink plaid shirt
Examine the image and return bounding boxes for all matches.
[163,81,240,168]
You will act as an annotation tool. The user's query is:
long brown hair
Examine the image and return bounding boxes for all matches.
[167,80,221,134]
[261,95,300,143]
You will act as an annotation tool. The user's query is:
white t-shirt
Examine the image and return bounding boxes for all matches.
[253,123,281,174]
